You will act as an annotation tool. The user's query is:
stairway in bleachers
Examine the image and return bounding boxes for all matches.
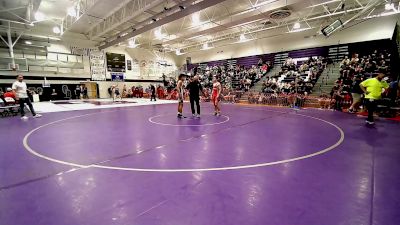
[328,45,348,63]
[274,53,288,66]
[239,66,281,102]
[309,45,347,96]
[311,63,341,96]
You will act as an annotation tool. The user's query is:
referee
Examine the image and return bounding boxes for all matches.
[359,68,389,125]
[187,75,204,118]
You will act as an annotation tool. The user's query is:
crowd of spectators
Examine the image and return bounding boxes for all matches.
[261,57,326,94]
[248,56,327,106]
[106,60,272,103]
[327,50,399,113]
[194,60,272,92]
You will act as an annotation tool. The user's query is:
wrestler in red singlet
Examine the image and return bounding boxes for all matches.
[212,78,221,116]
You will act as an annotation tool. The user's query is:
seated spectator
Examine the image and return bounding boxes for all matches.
[331,49,392,113]
[0,91,4,105]
[114,87,122,100]
[122,84,128,98]
[4,88,15,99]
[318,94,330,109]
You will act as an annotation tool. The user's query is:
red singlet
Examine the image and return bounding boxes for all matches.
[212,82,220,103]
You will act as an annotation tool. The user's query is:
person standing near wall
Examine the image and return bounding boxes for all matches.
[359,68,389,125]
[75,85,81,99]
[150,84,156,101]
[81,85,88,99]
[12,75,42,120]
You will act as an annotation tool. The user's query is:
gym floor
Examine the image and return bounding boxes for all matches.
[1,102,399,225]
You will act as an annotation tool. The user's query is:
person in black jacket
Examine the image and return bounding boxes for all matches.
[187,75,204,118]
[150,84,156,101]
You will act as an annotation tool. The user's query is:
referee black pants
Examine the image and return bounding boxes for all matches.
[19,97,36,117]
[365,99,377,122]
[150,93,156,101]
[190,97,200,115]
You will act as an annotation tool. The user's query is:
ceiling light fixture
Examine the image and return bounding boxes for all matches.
[293,22,301,29]
[25,41,32,45]
[385,2,394,10]
[34,12,45,21]
[154,27,162,36]
[201,42,214,50]
[235,34,253,43]
[192,12,201,26]
[67,6,77,17]
[154,27,166,40]
[239,34,247,42]
[53,26,61,34]
[128,38,138,48]
[165,34,177,40]
[175,49,185,55]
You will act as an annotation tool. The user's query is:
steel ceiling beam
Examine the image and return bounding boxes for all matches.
[99,0,228,50]
[161,0,299,46]
[179,5,369,51]
[168,0,388,52]
[111,0,197,42]
[342,0,381,26]
[25,0,42,22]
[0,18,32,26]
[62,0,102,32]
[145,10,158,15]
[0,6,26,13]
[88,0,165,39]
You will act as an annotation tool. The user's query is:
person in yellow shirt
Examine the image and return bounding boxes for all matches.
[359,69,389,125]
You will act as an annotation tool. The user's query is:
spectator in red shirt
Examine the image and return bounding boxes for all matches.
[3,88,16,99]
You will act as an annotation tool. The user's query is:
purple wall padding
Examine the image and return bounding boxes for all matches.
[261,53,275,63]
[236,55,261,68]
[188,39,390,70]
[187,64,197,71]
[288,47,328,59]
[207,60,227,67]
[235,53,275,68]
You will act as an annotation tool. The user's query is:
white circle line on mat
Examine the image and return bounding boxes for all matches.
[22,108,345,172]
[148,114,230,127]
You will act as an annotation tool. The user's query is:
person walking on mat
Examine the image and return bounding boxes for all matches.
[12,74,42,120]
[187,75,205,118]
[359,68,389,125]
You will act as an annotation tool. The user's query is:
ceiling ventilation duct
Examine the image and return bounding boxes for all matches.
[269,9,292,20]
